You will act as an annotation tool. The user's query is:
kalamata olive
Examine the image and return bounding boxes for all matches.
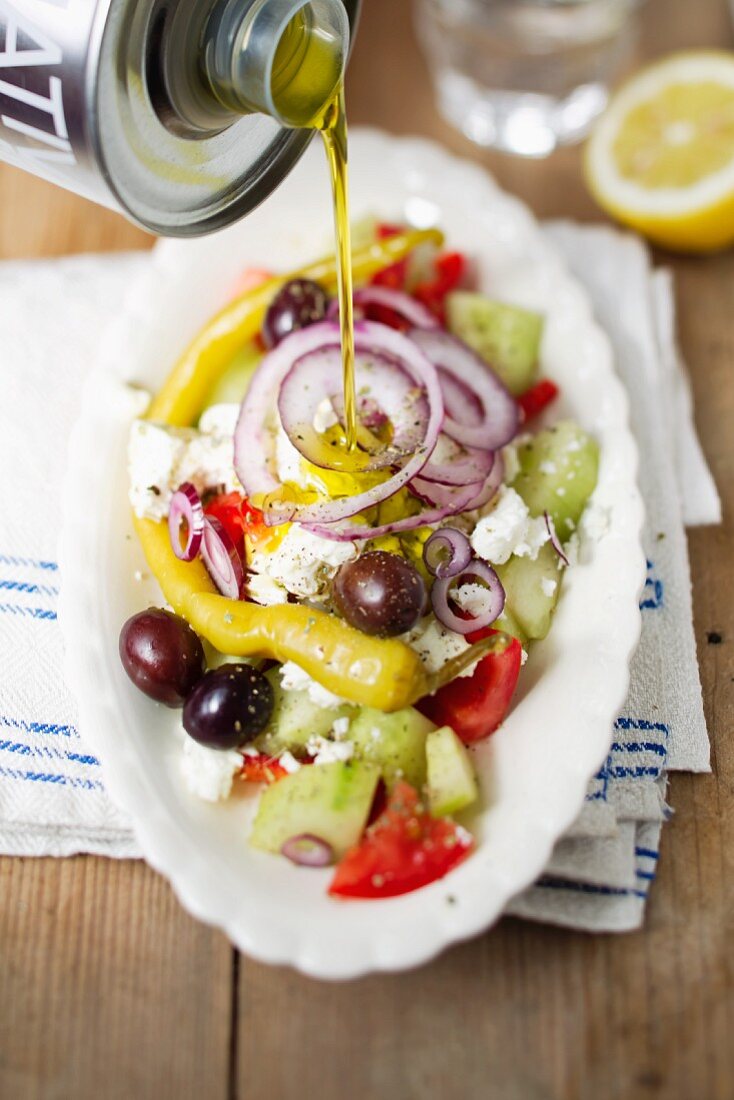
[262,278,329,348]
[332,551,427,637]
[183,664,274,750]
[119,609,205,707]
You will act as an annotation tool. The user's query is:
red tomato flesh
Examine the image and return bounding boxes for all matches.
[204,492,268,556]
[329,782,474,899]
[417,628,522,745]
[240,753,290,784]
[518,378,560,423]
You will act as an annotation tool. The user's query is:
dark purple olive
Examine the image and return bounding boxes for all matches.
[183,664,274,750]
[262,278,329,348]
[332,551,427,638]
[119,609,205,707]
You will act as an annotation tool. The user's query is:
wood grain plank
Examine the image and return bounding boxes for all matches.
[0,857,233,1100]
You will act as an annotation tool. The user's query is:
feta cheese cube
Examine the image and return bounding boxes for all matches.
[181,737,241,802]
[470,486,549,565]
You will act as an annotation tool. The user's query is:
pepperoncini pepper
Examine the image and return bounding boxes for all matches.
[134,227,503,711]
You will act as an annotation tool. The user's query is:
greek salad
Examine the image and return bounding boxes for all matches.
[120,223,600,899]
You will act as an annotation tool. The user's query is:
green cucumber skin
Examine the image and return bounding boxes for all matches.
[512,421,600,540]
[255,671,354,756]
[426,726,478,818]
[496,543,561,642]
[249,761,380,858]
[350,706,435,789]
[446,291,544,396]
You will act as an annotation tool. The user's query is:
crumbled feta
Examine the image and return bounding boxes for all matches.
[306,735,354,765]
[246,572,289,607]
[181,738,241,802]
[539,460,557,475]
[128,419,239,521]
[313,398,339,434]
[470,486,549,565]
[521,647,529,666]
[406,618,478,678]
[274,424,307,486]
[541,577,558,598]
[279,660,350,708]
[453,582,494,618]
[501,441,521,485]
[564,532,580,567]
[250,525,358,600]
[198,403,241,437]
[331,716,351,739]
[278,750,301,775]
[580,502,611,542]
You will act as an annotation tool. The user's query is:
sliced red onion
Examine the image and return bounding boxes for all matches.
[431,560,506,636]
[278,346,429,472]
[306,480,483,542]
[437,368,484,429]
[328,286,440,330]
[167,482,204,563]
[234,322,339,503]
[281,834,334,867]
[419,434,495,487]
[249,322,444,528]
[545,511,569,566]
[423,528,472,579]
[199,515,245,599]
[410,329,519,451]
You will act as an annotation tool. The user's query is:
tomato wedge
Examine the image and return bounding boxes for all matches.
[417,627,522,745]
[518,378,559,423]
[329,782,473,899]
[240,753,290,784]
[204,492,268,556]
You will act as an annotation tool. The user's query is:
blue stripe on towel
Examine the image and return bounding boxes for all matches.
[0,603,56,620]
[0,739,99,768]
[0,553,57,571]
[0,764,103,791]
[538,876,648,900]
[0,578,58,597]
[0,716,78,739]
[640,559,664,611]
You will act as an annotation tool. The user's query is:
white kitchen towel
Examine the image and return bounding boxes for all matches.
[0,229,719,933]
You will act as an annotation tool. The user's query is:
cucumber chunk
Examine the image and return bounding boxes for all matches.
[250,761,380,859]
[426,726,478,818]
[204,343,262,407]
[350,706,435,789]
[446,291,544,396]
[496,543,562,642]
[255,670,353,756]
[512,421,599,540]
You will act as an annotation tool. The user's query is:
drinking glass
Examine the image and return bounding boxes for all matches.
[414,0,641,156]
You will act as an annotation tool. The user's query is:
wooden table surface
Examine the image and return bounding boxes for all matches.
[1,1,732,1097]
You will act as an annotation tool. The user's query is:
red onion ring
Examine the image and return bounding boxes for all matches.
[236,321,445,528]
[423,528,473,579]
[306,480,483,542]
[327,286,440,330]
[167,482,204,563]
[277,346,429,472]
[545,511,569,566]
[200,515,245,600]
[419,434,495,487]
[431,560,506,636]
[281,834,334,867]
[410,329,519,451]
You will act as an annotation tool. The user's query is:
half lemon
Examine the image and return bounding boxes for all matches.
[585,51,734,252]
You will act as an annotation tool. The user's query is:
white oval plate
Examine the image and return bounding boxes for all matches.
[60,130,645,980]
